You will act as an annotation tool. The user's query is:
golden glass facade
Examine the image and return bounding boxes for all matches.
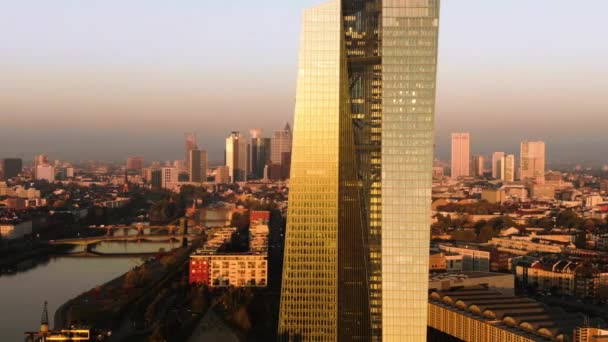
[279,2,342,340]
[279,1,440,341]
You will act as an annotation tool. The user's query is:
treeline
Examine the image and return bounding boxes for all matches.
[438,214,519,243]
[218,211,250,253]
[436,200,518,215]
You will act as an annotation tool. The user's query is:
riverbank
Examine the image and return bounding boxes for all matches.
[0,242,73,272]
[52,264,134,330]
[53,238,203,335]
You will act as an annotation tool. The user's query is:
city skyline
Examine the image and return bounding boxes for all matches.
[1,0,607,163]
[1,1,608,341]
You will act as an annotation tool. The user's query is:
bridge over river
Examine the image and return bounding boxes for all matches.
[48,234,202,246]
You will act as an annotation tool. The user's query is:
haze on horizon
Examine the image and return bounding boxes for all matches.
[1,0,607,165]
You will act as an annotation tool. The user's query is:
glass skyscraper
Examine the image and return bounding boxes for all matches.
[279,0,440,341]
[225,131,248,182]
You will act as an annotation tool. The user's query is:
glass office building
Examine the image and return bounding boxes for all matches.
[279,1,440,340]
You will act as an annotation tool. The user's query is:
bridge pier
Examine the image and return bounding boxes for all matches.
[180,218,188,248]
[85,244,94,254]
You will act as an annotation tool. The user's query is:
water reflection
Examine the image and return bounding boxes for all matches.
[0,241,180,340]
[0,256,142,341]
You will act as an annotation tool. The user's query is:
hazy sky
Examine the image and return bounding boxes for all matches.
[1,0,607,164]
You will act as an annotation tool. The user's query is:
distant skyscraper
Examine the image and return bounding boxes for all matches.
[520,141,546,182]
[34,154,48,167]
[271,123,292,165]
[126,156,144,173]
[1,158,23,180]
[150,169,162,190]
[142,167,152,182]
[161,167,178,189]
[280,151,291,180]
[35,165,55,182]
[249,128,264,174]
[34,154,48,179]
[278,1,441,340]
[250,130,271,180]
[249,128,263,139]
[189,149,208,183]
[492,152,505,179]
[265,163,282,181]
[65,167,74,178]
[225,132,247,182]
[184,132,197,168]
[214,166,230,184]
[503,154,515,182]
[471,155,485,177]
[451,133,470,178]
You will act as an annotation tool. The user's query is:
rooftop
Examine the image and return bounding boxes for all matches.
[430,286,604,341]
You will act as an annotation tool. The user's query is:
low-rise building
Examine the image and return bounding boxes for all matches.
[600,180,608,194]
[574,327,608,342]
[214,166,230,184]
[430,249,466,272]
[95,197,130,208]
[433,166,445,178]
[428,286,602,342]
[189,211,269,288]
[190,254,267,287]
[585,195,604,208]
[516,258,608,299]
[0,220,33,239]
[429,252,447,271]
[482,188,506,204]
[438,244,490,272]
[503,184,528,202]
[428,272,514,295]
[488,236,566,255]
[530,184,556,200]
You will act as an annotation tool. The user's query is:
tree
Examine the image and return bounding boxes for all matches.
[583,219,596,232]
[478,225,497,243]
[123,269,139,288]
[531,217,554,230]
[232,306,252,332]
[149,200,169,223]
[191,285,208,314]
[147,325,165,342]
[575,231,587,249]
[557,209,582,229]
[93,286,102,299]
[489,215,517,231]
[139,265,153,283]
[474,220,487,235]
[433,214,452,232]
[451,229,476,242]
[231,212,250,230]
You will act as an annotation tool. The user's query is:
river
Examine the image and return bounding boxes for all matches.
[0,208,232,341]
